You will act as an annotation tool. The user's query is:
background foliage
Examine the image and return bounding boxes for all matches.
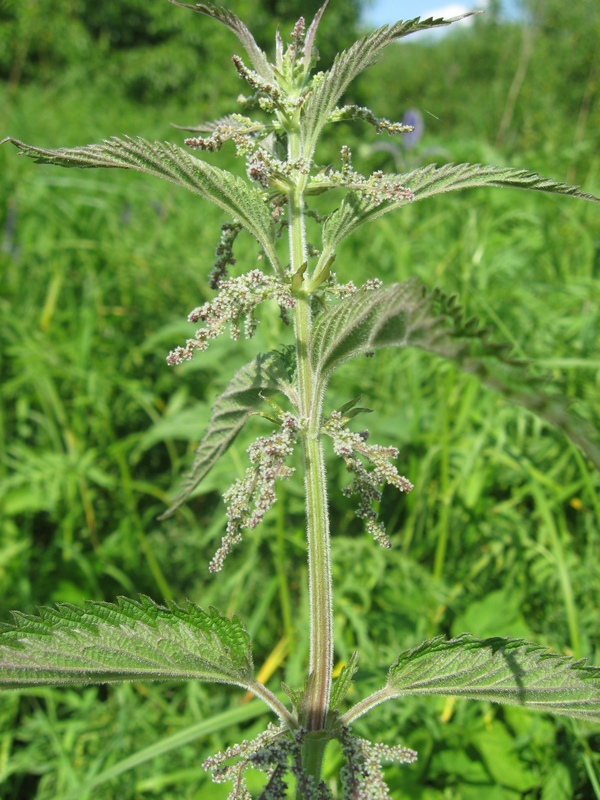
[1,0,599,797]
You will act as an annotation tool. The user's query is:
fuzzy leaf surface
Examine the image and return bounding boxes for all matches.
[330,650,360,711]
[322,163,600,252]
[168,1,274,81]
[160,350,296,518]
[0,596,254,688]
[384,635,600,723]
[2,136,280,271]
[311,281,600,468]
[301,13,477,157]
[310,280,428,383]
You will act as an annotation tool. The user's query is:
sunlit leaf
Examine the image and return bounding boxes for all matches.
[159,349,296,518]
[2,136,280,273]
[0,596,254,688]
[303,2,330,73]
[322,163,600,252]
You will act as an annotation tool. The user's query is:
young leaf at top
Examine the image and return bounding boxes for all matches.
[0,596,254,689]
[321,162,600,255]
[303,2,329,73]
[160,350,297,519]
[301,12,479,158]
[310,281,600,470]
[1,136,281,275]
[168,1,274,82]
[342,635,600,725]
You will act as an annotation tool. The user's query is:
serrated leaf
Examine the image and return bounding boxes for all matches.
[168,1,274,81]
[384,635,600,723]
[310,281,600,469]
[0,596,254,688]
[159,350,296,519]
[323,163,600,252]
[2,136,280,272]
[301,13,478,158]
[330,651,360,711]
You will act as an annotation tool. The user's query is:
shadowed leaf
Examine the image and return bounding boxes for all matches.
[381,635,600,723]
[330,650,360,711]
[311,281,600,469]
[160,350,296,519]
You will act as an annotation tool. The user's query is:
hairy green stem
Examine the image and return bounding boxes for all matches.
[288,129,334,741]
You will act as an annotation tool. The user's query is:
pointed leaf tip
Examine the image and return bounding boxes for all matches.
[168,1,274,81]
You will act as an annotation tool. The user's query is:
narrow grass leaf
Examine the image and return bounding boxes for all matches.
[323,163,600,250]
[301,13,479,157]
[0,596,254,688]
[384,635,600,723]
[159,350,296,518]
[1,136,280,272]
[168,1,274,81]
[61,700,274,800]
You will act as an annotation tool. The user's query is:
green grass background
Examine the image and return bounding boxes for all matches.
[1,2,599,797]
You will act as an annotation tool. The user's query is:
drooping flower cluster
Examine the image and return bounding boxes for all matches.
[166,270,295,365]
[202,722,417,799]
[338,726,418,800]
[208,221,242,288]
[209,413,300,572]
[183,113,269,153]
[324,411,413,548]
[203,724,330,800]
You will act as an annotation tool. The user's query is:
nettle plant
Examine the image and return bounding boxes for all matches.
[2,2,600,796]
